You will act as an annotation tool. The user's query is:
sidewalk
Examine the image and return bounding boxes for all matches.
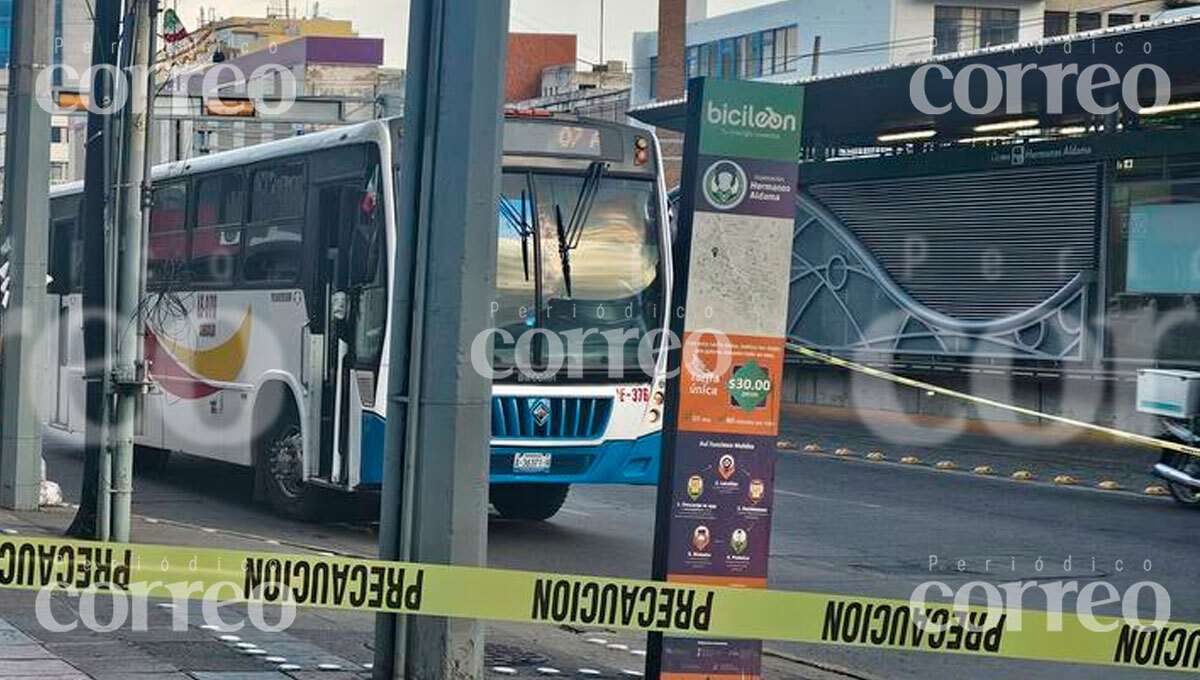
[0,505,850,680]
[0,505,371,680]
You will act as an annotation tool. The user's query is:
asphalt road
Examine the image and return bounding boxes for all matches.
[39,409,1200,680]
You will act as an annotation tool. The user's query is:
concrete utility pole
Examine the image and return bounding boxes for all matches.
[0,0,54,510]
[372,0,508,678]
[66,0,121,540]
[111,0,158,542]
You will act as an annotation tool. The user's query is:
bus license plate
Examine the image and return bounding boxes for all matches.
[513,452,552,473]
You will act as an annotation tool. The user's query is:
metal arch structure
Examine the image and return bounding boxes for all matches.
[664,188,1089,361]
[787,192,1088,361]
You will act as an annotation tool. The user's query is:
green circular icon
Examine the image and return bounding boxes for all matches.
[727,361,772,412]
[702,159,748,210]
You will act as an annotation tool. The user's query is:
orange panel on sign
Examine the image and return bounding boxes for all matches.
[677,333,785,437]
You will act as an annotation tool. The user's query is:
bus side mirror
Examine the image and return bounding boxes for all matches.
[331,291,348,321]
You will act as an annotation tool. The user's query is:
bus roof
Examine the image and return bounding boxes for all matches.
[630,14,1200,148]
[50,112,651,200]
[50,118,397,200]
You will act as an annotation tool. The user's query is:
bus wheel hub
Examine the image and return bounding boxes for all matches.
[268,428,305,498]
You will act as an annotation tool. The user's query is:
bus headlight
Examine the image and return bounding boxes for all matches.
[647,408,660,424]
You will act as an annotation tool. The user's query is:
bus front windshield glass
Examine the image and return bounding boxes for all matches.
[494,171,661,379]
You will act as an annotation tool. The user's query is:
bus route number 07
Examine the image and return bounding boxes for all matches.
[558,126,601,153]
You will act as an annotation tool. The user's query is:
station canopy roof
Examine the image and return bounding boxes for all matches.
[629,15,1200,148]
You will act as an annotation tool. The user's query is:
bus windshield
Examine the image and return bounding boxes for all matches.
[494,171,661,379]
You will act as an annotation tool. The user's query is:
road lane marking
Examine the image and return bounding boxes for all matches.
[772,489,888,510]
[558,507,593,518]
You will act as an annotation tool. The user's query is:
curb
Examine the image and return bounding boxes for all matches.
[778,442,1174,500]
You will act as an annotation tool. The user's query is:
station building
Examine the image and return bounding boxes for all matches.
[633,14,1200,434]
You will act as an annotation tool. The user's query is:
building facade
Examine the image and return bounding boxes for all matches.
[0,0,89,185]
[634,0,1200,108]
[635,0,1200,183]
[1042,0,1176,36]
[170,33,391,160]
[632,15,1200,430]
[507,61,632,123]
[506,32,577,102]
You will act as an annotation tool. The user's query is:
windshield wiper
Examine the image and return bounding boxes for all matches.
[498,189,533,281]
[552,161,606,298]
[553,204,573,297]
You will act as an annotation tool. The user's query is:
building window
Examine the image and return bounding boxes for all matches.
[718,37,736,80]
[772,26,798,73]
[737,35,751,79]
[50,126,64,143]
[1106,165,1200,362]
[934,6,1019,54]
[1140,14,1151,22]
[49,162,68,183]
[934,6,964,54]
[1044,11,1070,37]
[697,42,715,77]
[1076,12,1102,32]
[787,26,799,71]
[761,28,775,74]
[1107,13,1133,27]
[683,24,798,82]
[648,55,657,98]
[0,0,11,67]
[749,32,763,78]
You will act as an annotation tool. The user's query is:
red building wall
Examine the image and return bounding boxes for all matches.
[656,0,687,187]
[506,33,577,103]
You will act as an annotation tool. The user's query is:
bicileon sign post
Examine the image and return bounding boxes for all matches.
[648,77,803,680]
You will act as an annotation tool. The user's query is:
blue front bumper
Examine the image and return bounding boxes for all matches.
[358,412,660,486]
[490,431,662,485]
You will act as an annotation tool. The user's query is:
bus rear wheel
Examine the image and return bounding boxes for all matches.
[490,483,570,521]
[256,410,313,519]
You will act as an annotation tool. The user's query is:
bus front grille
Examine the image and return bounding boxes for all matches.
[491,396,613,440]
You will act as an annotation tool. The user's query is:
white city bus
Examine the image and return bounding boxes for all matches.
[41,114,671,520]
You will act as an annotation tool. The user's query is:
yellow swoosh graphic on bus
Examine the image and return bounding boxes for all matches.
[156,308,252,383]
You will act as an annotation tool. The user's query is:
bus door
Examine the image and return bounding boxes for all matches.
[48,217,75,428]
[315,183,373,484]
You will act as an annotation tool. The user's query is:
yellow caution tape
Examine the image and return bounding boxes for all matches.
[786,343,1200,459]
[1,535,1199,672]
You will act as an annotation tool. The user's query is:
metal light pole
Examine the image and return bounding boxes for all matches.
[66,0,122,540]
[0,0,54,511]
[111,0,158,542]
[373,0,509,677]
[600,0,605,64]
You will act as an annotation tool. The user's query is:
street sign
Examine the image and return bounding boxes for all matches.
[650,77,803,680]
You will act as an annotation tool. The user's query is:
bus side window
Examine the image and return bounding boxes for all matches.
[148,183,189,288]
[245,161,306,285]
[191,172,244,287]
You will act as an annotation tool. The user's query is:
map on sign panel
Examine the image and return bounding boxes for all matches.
[684,211,793,337]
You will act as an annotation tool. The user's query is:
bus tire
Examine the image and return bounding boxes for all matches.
[490,483,569,521]
[255,402,313,519]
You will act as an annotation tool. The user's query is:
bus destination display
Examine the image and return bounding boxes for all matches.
[504,122,606,158]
